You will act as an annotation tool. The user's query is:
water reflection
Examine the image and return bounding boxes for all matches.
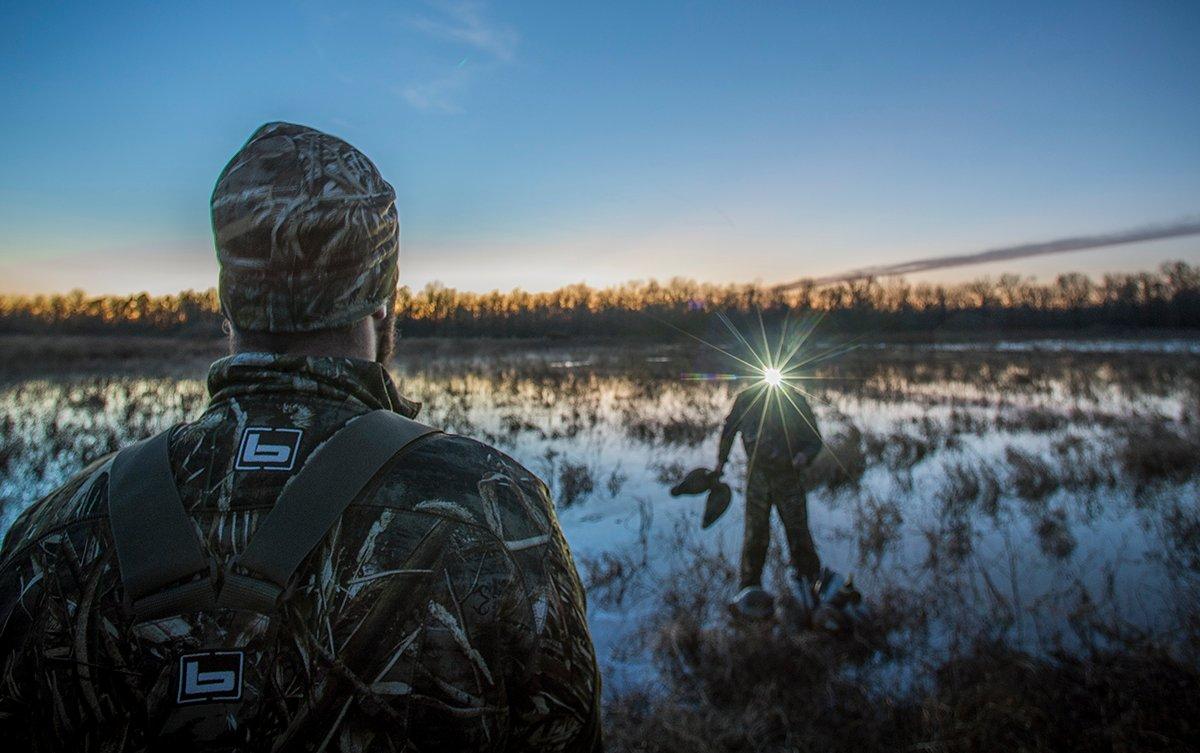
[1,345,1196,683]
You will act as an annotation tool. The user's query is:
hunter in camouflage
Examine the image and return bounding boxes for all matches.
[0,122,602,751]
[716,383,824,596]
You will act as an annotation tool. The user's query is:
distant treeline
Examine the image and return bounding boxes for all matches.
[2,262,1197,339]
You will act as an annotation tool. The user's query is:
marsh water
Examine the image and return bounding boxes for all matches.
[1,338,1197,692]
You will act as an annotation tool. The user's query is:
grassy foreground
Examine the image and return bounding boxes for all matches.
[601,542,1200,753]
[2,334,1197,751]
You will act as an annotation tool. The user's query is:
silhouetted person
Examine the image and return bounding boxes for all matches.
[715,381,823,619]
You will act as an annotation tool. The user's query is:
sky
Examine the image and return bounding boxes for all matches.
[1,0,1198,295]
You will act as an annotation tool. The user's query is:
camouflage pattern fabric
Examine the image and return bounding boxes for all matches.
[741,469,820,588]
[716,385,824,588]
[212,122,400,333]
[0,354,602,751]
[716,384,824,473]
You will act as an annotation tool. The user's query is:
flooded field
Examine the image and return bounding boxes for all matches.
[1,337,1198,702]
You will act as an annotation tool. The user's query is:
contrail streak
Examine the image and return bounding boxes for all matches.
[776,217,1200,290]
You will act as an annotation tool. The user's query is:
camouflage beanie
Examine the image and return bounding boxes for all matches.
[211,122,399,333]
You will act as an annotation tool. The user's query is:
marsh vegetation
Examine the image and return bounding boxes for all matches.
[1,336,1197,750]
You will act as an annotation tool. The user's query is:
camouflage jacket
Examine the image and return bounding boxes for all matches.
[0,354,602,752]
[717,384,823,472]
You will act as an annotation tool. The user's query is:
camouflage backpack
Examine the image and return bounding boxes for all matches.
[106,410,438,745]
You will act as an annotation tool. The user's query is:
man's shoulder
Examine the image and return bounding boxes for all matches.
[1,453,113,565]
[401,432,547,490]
[369,432,558,544]
[733,386,758,410]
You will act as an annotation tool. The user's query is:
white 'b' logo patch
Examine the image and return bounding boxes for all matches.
[236,427,303,471]
[177,651,245,704]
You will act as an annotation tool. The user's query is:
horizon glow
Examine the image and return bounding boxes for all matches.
[1,1,1198,295]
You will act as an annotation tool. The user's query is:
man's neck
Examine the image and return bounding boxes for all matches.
[231,343,374,360]
[229,318,378,362]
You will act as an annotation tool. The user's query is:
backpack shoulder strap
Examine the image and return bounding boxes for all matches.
[107,427,215,621]
[219,410,440,612]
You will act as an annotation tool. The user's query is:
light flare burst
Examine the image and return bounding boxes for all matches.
[678,309,854,395]
[673,308,861,477]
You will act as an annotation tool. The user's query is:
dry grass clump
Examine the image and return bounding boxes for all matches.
[1035,508,1077,559]
[607,604,1200,753]
[1162,502,1200,574]
[499,412,545,439]
[936,461,983,516]
[650,460,688,486]
[607,467,629,497]
[1116,423,1199,490]
[852,494,903,567]
[877,429,933,471]
[924,642,1200,753]
[1005,446,1060,502]
[625,413,717,447]
[995,406,1068,433]
[581,549,644,609]
[922,515,975,567]
[1051,434,1115,490]
[947,408,989,436]
[976,462,1002,516]
[557,459,597,507]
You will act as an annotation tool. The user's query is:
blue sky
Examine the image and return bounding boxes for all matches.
[1,0,1198,294]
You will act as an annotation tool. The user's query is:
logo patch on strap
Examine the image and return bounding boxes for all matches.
[177,650,245,704]
[235,427,303,471]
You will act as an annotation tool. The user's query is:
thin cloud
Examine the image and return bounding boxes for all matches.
[399,69,470,114]
[400,1,517,112]
[778,217,1200,289]
[409,0,518,63]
